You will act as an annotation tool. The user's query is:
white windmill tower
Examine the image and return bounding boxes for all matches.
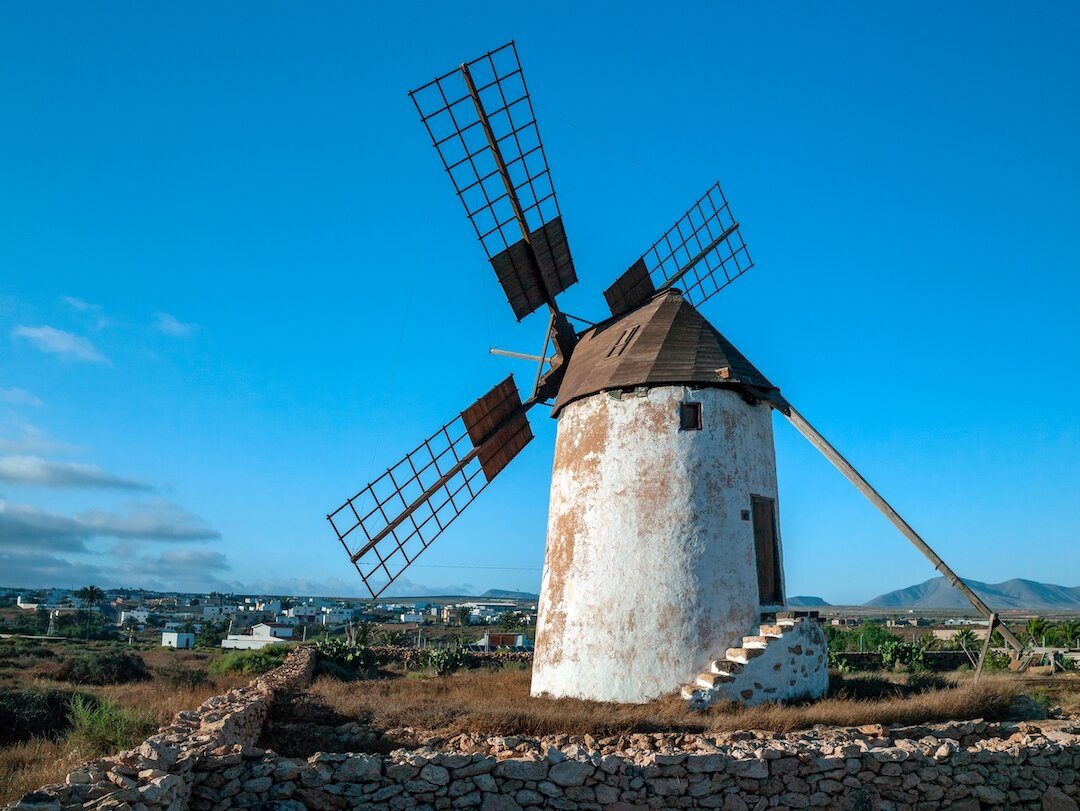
[326,42,1026,706]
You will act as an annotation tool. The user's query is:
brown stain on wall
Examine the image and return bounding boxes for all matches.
[535,399,609,670]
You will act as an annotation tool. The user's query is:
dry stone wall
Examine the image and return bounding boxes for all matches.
[6,646,315,811]
[186,719,1080,811]
[8,647,1080,811]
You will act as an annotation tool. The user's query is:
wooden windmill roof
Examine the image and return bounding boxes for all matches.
[552,290,780,416]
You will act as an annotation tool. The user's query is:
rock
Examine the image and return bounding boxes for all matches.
[839,788,876,811]
[547,759,593,787]
[274,759,305,781]
[545,747,566,764]
[515,788,545,806]
[243,775,273,793]
[10,792,61,811]
[972,784,1008,804]
[933,742,955,761]
[335,754,382,783]
[480,793,523,811]
[420,762,451,786]
[138,738,179,768]
[1043,788,1080,811]
[494,760,549,781]
[721,795,749,811]
[727,758,769,779]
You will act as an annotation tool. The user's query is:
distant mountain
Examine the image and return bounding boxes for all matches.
[788,595,830,607]
[865,577,1080,610]
[481,589,539,601]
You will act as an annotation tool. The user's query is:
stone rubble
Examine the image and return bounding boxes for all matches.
[7,647,1080,810]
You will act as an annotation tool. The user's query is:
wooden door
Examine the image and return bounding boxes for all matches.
[751,495,782,604]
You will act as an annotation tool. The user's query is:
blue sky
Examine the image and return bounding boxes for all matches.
[1,3,1077,603]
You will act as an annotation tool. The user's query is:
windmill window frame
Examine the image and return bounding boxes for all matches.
[679,401,703,431]
[605,325,640,359]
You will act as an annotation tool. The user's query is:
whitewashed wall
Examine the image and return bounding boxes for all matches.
[532,385,783,703]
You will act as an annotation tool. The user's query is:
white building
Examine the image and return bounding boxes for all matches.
[161,631,195,649]
[119,608,150,625]
[221,634,285,650]
[164,621,203,632]
[251,622,293,639]
[319,610,351,626]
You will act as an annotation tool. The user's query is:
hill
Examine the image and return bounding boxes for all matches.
[481,589,539,601]
[788,595,830,607]
[865,577,1080,610]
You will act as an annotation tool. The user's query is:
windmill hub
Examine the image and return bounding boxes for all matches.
[326,41,1025,712]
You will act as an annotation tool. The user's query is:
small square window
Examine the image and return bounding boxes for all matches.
[679,402,702,431]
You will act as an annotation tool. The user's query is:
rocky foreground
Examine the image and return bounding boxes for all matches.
[8,648,1080,811]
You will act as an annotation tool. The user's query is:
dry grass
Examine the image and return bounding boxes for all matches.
[95,674,249,727]
[0,738,79,806]
[0,652,249,807]
[307,668,1021,739]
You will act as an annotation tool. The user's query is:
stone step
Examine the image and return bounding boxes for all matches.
[776,618,799,627]
[696,671,734,688]
[725,647,766,664]
[742,635,770,649]
[711,659,745,677]
[681,684,715,707]
[759,624,786,637]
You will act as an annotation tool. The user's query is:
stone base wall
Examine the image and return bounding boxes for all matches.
[187,721,1080,811]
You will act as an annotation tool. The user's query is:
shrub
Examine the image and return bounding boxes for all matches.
[879,641,925,672]
[67,695,154,756]
[56,652,151,685]
[422,646,471,676]
[0,689,79,745]
[313,638,377,680]
[209,645,291,675]
[157,664,209,688]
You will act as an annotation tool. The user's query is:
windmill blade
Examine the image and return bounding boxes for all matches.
[758,394,1026,655]
[327,376,534,598]
[605,182,752,317]
[410,41,577,321]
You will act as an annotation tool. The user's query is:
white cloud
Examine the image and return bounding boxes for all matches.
[0,499,220,553]
[74,500,219,541]
[112,548,236,592]
[153,312,194,337]
[13,325,108,363]
[0,388,42,407]
[0,456,151,490]
[0,501,91,552]
[62,296,98,312]
[0,419,82,455]
[0,549,103,589]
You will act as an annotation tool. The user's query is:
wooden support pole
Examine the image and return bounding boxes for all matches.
[777,404,1026,656]
[975,613,998,681]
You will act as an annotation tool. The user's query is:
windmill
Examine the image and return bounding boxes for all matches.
[327,42,1024,704]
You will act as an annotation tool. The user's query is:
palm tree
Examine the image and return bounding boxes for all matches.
[1025,616,1050,647]
[456,607,471,627]
[952,628,977,653]
[74,585,104,641]
[355,621,376,647]
[1056,620,1080,650]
